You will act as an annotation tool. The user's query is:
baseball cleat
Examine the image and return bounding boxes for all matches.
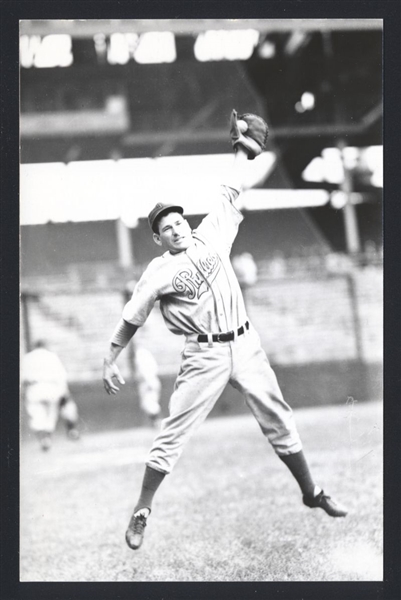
[303,490,348,517]
[125,513,148,550]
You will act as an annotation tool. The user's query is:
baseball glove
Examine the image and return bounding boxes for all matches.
[230,109,269,160]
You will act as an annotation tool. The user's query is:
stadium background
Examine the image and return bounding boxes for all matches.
[19,18,382,434]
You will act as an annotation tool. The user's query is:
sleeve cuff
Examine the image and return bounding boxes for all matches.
[110,318,138,347]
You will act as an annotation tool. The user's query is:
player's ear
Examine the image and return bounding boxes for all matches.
[153,232,162,246]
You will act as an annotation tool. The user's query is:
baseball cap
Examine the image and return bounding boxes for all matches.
[148,202,184,233]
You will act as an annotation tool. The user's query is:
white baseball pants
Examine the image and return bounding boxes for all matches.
[146,324,302,474]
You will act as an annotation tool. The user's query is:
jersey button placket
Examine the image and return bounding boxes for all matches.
[216,297,227,330]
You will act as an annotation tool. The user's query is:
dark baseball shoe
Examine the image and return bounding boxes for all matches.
[303,490,348,517]
[125,513,148,550]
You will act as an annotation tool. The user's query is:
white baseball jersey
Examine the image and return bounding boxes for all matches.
[122,185,248,336]
[21,348,69,403]
[21,347,74,433]
[135,347,161,417]
[135,347,159,383]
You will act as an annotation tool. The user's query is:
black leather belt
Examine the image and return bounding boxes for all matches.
[197,321,249,343]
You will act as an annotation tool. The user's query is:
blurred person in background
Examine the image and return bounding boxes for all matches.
[133,343,162,428]
[268,251,287,278]
[125,281,163,427]
[232,251,258,309]
[103,111,347,552]
[21,340,80,451]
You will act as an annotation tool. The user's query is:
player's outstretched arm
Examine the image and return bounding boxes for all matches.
[233,145,249,168]
[103,344,126,395]
[103,319,138,395]
[225,109,269,192]
[222,146,248,195]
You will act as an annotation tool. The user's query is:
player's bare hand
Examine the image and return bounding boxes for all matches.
[103,359,125,395]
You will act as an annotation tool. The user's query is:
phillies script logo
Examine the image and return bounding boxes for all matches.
[173,253,221,299]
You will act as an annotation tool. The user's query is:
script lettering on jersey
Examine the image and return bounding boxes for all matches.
[173,252,221,300]
[173,269,208,300]
[197,253,220,280]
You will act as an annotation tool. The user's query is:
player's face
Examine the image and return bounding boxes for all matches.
[153,212,193,254]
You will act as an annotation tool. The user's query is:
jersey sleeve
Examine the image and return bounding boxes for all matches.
[122,262,160,327]
[195,184,244,254]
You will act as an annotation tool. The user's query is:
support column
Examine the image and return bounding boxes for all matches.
[338,140,361,255]
[20,293,31,353]
[115,218,134,269]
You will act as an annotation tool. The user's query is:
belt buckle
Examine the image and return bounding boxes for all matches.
[217,331,234,342]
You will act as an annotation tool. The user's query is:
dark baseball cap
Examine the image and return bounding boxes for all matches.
[148,202,184,233]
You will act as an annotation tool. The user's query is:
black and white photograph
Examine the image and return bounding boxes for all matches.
[16,15,387,587]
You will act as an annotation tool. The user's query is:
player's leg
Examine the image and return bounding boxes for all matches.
[59,395,80,440]
[26,400,57,451]
[125,340,232,549]
[230,326,347,517]
[146,340,232,475]
[125,466,166,550]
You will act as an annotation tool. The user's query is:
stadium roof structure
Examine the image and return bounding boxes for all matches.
[20,18,382,37]
[19,19,383,252]
[20,19,382,174]
[20,19,383,258]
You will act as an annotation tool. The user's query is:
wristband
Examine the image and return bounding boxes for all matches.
[110,318,138,347]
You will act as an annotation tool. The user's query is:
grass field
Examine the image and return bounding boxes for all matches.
[20,399,383,582]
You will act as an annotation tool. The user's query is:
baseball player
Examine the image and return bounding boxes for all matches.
[103,110,347,551]
[21,340,80,450]
[133,344,162,427]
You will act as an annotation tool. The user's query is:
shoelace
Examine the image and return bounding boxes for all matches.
[321,493,333,501]
[133,514,147,534]
[308,491,331,506]
[318,492,341,508]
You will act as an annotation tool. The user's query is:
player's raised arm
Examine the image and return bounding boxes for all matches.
[103,319,138,395]
[229,109,269,160]
[224,109,270,194]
